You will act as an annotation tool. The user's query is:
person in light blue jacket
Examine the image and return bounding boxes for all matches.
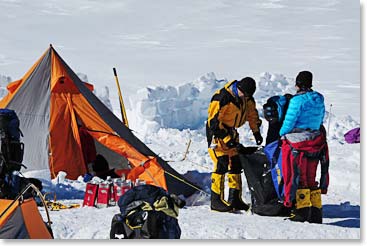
[279,71,328,224]
[279,71,325,136]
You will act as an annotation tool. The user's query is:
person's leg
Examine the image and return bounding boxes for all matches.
[208,147,231,212]
[307,160,323,223]
[227,154,249,211]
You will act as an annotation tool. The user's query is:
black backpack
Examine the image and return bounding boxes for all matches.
[0,108,24,174]
[263,94,292,124]
[239,148,290,217]
[110,185,184,239]
[0,109,35,199]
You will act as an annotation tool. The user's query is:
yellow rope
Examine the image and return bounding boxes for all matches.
[164,170,209,196]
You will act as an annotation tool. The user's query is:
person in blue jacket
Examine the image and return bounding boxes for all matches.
[279,71,328,224]
[279,71,325,136]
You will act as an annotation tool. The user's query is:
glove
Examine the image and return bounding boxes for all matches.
[321,189,328,194]
[225,139,237,149]
[253,132,263,145]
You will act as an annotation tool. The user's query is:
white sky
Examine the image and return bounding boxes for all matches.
[0,0,361,121]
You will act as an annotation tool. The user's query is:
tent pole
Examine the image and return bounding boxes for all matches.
[113,68,129,127]
[327,104,332,136]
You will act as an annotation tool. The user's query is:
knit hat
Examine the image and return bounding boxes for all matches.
[296,71,313,89]
[237,77,256,96]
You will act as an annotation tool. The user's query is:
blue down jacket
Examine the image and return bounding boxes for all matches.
[279,90,325,136]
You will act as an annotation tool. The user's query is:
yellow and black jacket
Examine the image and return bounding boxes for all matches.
[206,80,261,147]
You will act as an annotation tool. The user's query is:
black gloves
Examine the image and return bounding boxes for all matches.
[226,139,259,155]
[253,132,263,145]
[226,139,238,149]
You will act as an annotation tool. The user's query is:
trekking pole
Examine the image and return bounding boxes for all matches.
[327,104,333,136]
[113,68,129,127]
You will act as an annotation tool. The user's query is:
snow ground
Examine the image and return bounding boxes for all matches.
[19,71,360,240]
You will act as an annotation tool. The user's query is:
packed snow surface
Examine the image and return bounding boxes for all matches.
[12,71,359,240]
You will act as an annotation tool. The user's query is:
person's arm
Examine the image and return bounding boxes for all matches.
[246,97,263,145]
[279,97,302,136]
[246,97,262,134]
[207,94,232,145]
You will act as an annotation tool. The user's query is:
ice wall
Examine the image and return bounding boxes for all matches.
[128,72,227,132]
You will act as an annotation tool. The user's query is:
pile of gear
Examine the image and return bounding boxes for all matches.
[110,184,185,239]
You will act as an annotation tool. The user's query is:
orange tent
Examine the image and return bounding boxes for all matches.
[0,45,199,197]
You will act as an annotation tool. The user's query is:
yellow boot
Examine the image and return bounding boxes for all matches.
[210,173,232,212]
[289,188,312,222]
[227,174,250,211]
[309,189,323,224]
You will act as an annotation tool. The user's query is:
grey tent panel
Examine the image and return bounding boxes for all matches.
[94,140,129,169]
[0,207,29,239]
[6,50,51,172]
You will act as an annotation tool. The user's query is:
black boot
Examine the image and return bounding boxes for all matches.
[210,173,232,212]
[309,207,323,224]
[289,207,311,222]
[228,188,250,211]
[227,173,250,211]
[309,189,323,224]
[289,189,312,222]
[211,191,232,212]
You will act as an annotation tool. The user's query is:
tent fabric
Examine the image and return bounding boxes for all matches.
[0,45,200,197]
[2,50,51,172]
[0,199,53,239]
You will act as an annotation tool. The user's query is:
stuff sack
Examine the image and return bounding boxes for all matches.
[344,127,360,144]
[110,185,184,239]
[239,148,289,216]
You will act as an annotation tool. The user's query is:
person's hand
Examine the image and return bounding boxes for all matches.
[226,139,237,149]
[321,189,328,194]
[253,132,263,145]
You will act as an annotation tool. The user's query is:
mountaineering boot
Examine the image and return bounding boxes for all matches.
[210,173,232,212]
[228,188,250,211]
[227,173,250,211]
[289,188,312,222]
[309,188,323,224]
